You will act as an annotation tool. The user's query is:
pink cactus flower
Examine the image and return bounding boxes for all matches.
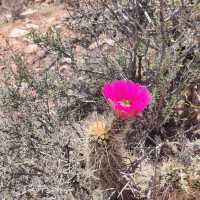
[101,80,151,120]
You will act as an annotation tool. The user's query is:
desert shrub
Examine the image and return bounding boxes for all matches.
[1,0,200,200]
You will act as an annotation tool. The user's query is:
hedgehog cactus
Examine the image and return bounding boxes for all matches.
[83,80,152,199]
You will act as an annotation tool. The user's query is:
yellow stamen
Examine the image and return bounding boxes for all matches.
[120,100,131,107]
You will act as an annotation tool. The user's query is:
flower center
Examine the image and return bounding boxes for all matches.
[120,99,131,107]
